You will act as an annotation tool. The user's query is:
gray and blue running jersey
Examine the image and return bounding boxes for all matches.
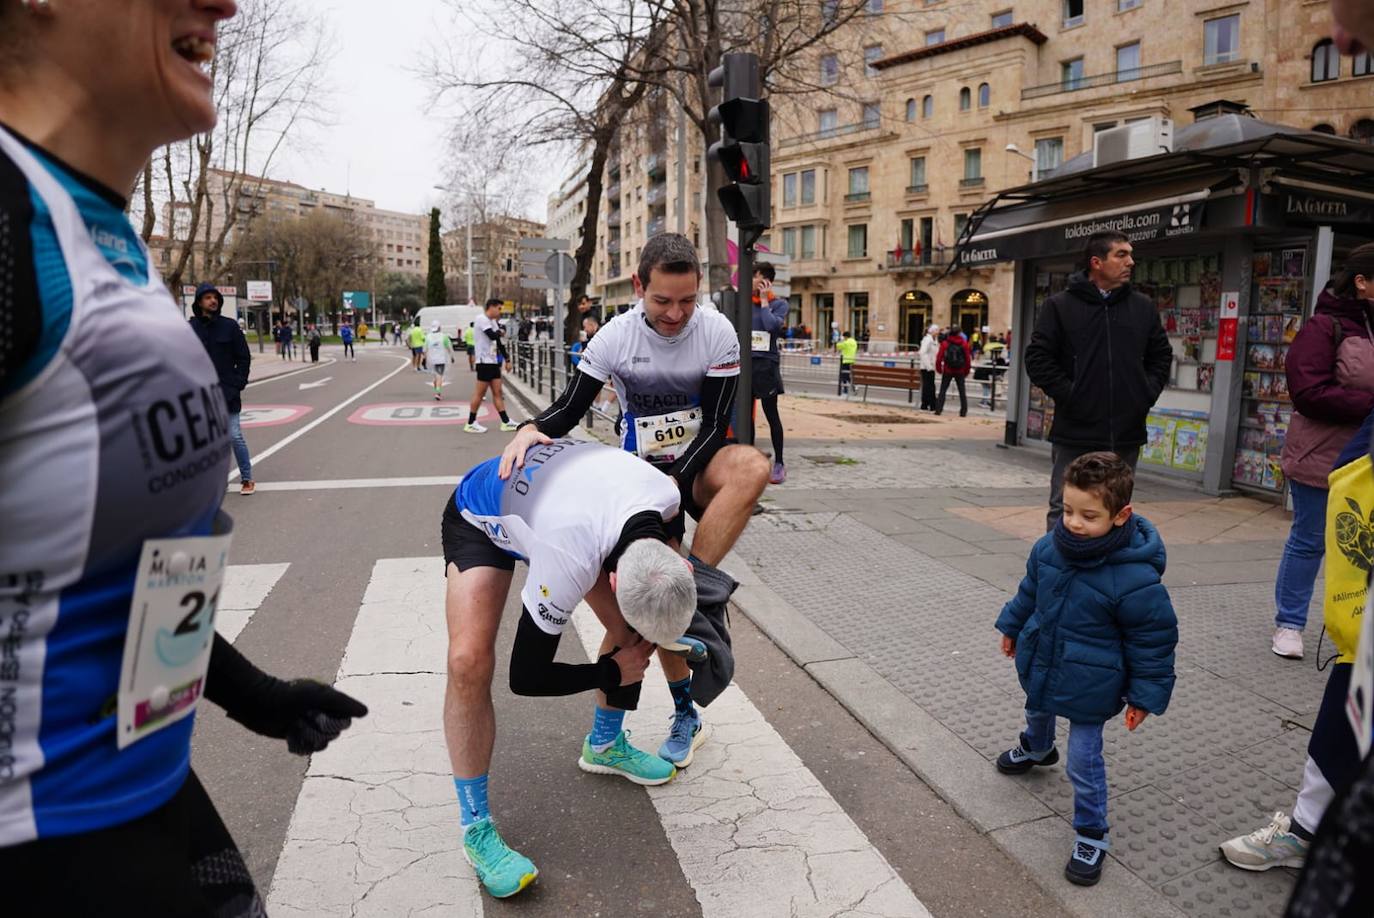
[0,127,231,845]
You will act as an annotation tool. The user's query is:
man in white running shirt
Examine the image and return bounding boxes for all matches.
[467,298,518,433]
[425,321,453,400]
[500,232,769,768]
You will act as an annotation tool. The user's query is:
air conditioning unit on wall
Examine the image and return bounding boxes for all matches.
[1093,117,1173,167]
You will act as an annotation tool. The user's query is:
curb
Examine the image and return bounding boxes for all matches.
[504,367,1185,917]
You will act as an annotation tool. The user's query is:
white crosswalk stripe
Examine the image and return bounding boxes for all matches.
[217,562,290,643]
[266,557,932,917]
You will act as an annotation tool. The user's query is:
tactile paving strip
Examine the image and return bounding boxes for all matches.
[1161,756,1299,836]
[1159,860,1296,918]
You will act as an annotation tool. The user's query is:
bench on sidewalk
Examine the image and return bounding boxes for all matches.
[850,363,920,403]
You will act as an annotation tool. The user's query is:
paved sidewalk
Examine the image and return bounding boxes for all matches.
[502,376,1320,918]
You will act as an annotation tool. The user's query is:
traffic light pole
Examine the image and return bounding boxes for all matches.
[733,231,760,447]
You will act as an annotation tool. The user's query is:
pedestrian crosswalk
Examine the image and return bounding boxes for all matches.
[218,562,291,643]
[265,557,932,917]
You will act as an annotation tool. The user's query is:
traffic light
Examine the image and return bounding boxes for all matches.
[708,53,770,230]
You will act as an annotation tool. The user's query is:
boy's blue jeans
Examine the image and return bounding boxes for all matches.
[1022,710,1108,835]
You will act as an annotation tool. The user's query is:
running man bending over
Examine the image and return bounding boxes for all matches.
[442,439,696,898]
[500,232,770,767]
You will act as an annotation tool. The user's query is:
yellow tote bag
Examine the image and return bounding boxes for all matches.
[1325,454,1374,664]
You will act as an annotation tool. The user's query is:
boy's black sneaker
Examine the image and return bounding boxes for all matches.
[995,744,1060,775]
[1065,834,1109,886]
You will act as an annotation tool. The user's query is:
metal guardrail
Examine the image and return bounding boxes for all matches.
[509,341,619,431]
[885,250,953,269]
[958,177,985,188]
[1021,60,1183,99]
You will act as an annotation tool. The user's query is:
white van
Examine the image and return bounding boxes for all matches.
[415,304,484,341]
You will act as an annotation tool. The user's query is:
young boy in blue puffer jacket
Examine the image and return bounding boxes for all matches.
[995,451,1178,887]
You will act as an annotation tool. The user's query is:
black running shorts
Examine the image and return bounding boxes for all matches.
[442,498,516,573]
[475,363,501,382]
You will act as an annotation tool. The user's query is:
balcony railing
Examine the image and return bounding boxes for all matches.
[647,184,667,208]
[607,208,621,226]
[607,238,621,255]
[779,119,881,148]
[1022,60,1183,99]
[959,177,985,188]
[647,216,665,237]
[906,183,928,194]
[844,191,871,203]
[885,249,953,270]
[644,153,665,178]
[606,181,621,201]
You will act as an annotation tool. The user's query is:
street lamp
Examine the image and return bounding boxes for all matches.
[1005,143,1038,183]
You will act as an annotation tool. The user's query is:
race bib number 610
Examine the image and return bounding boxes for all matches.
[634,409,703,465]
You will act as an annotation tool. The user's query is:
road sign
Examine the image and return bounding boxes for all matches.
[246,280,273,302]
[517,238,570,252]
[544,253,576,285]
[342,291,370,312]
[519,278,559,290]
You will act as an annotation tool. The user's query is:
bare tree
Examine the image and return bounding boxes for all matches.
[429,0,670,342]
[131,0,331,291]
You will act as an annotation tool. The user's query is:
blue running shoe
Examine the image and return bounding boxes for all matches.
[463,818,538,898]
[660,635,708,663]
[658,707,708,767]
[578,730,676,785]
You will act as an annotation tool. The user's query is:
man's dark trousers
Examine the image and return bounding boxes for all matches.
[936,374,966,416]
[920,370,937,410]
[1047,443,1142,530]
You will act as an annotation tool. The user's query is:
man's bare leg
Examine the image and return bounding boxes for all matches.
[468,380,489,421]
[442,563,510,779]
[490,378,507,415]
[688,444,770,565]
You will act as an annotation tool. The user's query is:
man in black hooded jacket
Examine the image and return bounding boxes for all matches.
[1024,231,1172,529]
[189,282,256,495]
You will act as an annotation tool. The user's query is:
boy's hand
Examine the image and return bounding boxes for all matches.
[1000,634,1015,658]
[1124,705,1148,731]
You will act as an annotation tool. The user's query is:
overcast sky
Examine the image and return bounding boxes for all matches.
[269,0,562,223]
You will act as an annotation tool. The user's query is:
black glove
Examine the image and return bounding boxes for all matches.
[205,635,368,755]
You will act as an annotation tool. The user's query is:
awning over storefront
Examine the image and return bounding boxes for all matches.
[953,117,1374,269]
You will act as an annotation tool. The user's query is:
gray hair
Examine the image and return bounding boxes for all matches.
[636,232,701,287]
[615,539,697,645]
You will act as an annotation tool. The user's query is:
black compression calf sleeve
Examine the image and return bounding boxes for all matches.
[603,679,642,711]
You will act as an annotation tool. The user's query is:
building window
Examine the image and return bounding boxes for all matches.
[783,172,797,207]
[1062,57,1085,90]
[1118,0,1140,9]
[905,98,917,121]
[1204,14,1240,65]
[919,216,934,261]
[1353,119,1374,144]
[822,0,839,24]
[782,226,797,256]
[819,109,838,137]
[864,45,883,77]
[847,166,870,197]
[1063,0,1083,27]
[963,148,982,180]
[978,82,990,106]
[862,102,880,127]
[922,94,933,118]
[847,223,868,258]
[800,169,817,204]
[1356,50,1374,77]
[800,224,818,258]
[820,54,839,86]
[959,87,971,111]
[1034,137,1064,174]
[1116,41,1141,80]
[909,156,927,190]
[954,213,970,240]
[1312,39,1340,82]
[926,29,945,46]
[846,292,869,335]
[991,9,1013,27]
[867,0,883,12]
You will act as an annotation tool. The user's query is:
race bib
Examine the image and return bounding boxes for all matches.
[117,514,233,749]
[750,330,771,352]
[634,409,703,464]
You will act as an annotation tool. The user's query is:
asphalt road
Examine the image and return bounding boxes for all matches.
[192,344,1060,917]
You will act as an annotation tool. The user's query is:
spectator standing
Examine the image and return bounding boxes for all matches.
[281,320,294,360]
[272,320,283,357]
[934,326,972,417]
[189,283,255,495]
[752,263,790,484]
[837,330,859,396]
[307,323,321,363]
[1023,231,1173,530]
[1270,244,1374,659]
[340,321,355,360]
[918,323,940,411]
[357,319,368,344]
[392,321,403,345]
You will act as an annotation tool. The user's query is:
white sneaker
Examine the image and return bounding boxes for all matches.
[499,421,520,432]
[1272,627,1304,659]
[1219,811,1310,871]
[464,423,487,433]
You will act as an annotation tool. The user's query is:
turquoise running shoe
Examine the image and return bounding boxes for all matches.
[658,707,709,767]
[578,729,676,785]
[660,634,708,663]
[462,818,538,898]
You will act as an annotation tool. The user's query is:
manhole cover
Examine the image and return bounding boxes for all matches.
[803,455,860,465]
[818,412,931,424]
